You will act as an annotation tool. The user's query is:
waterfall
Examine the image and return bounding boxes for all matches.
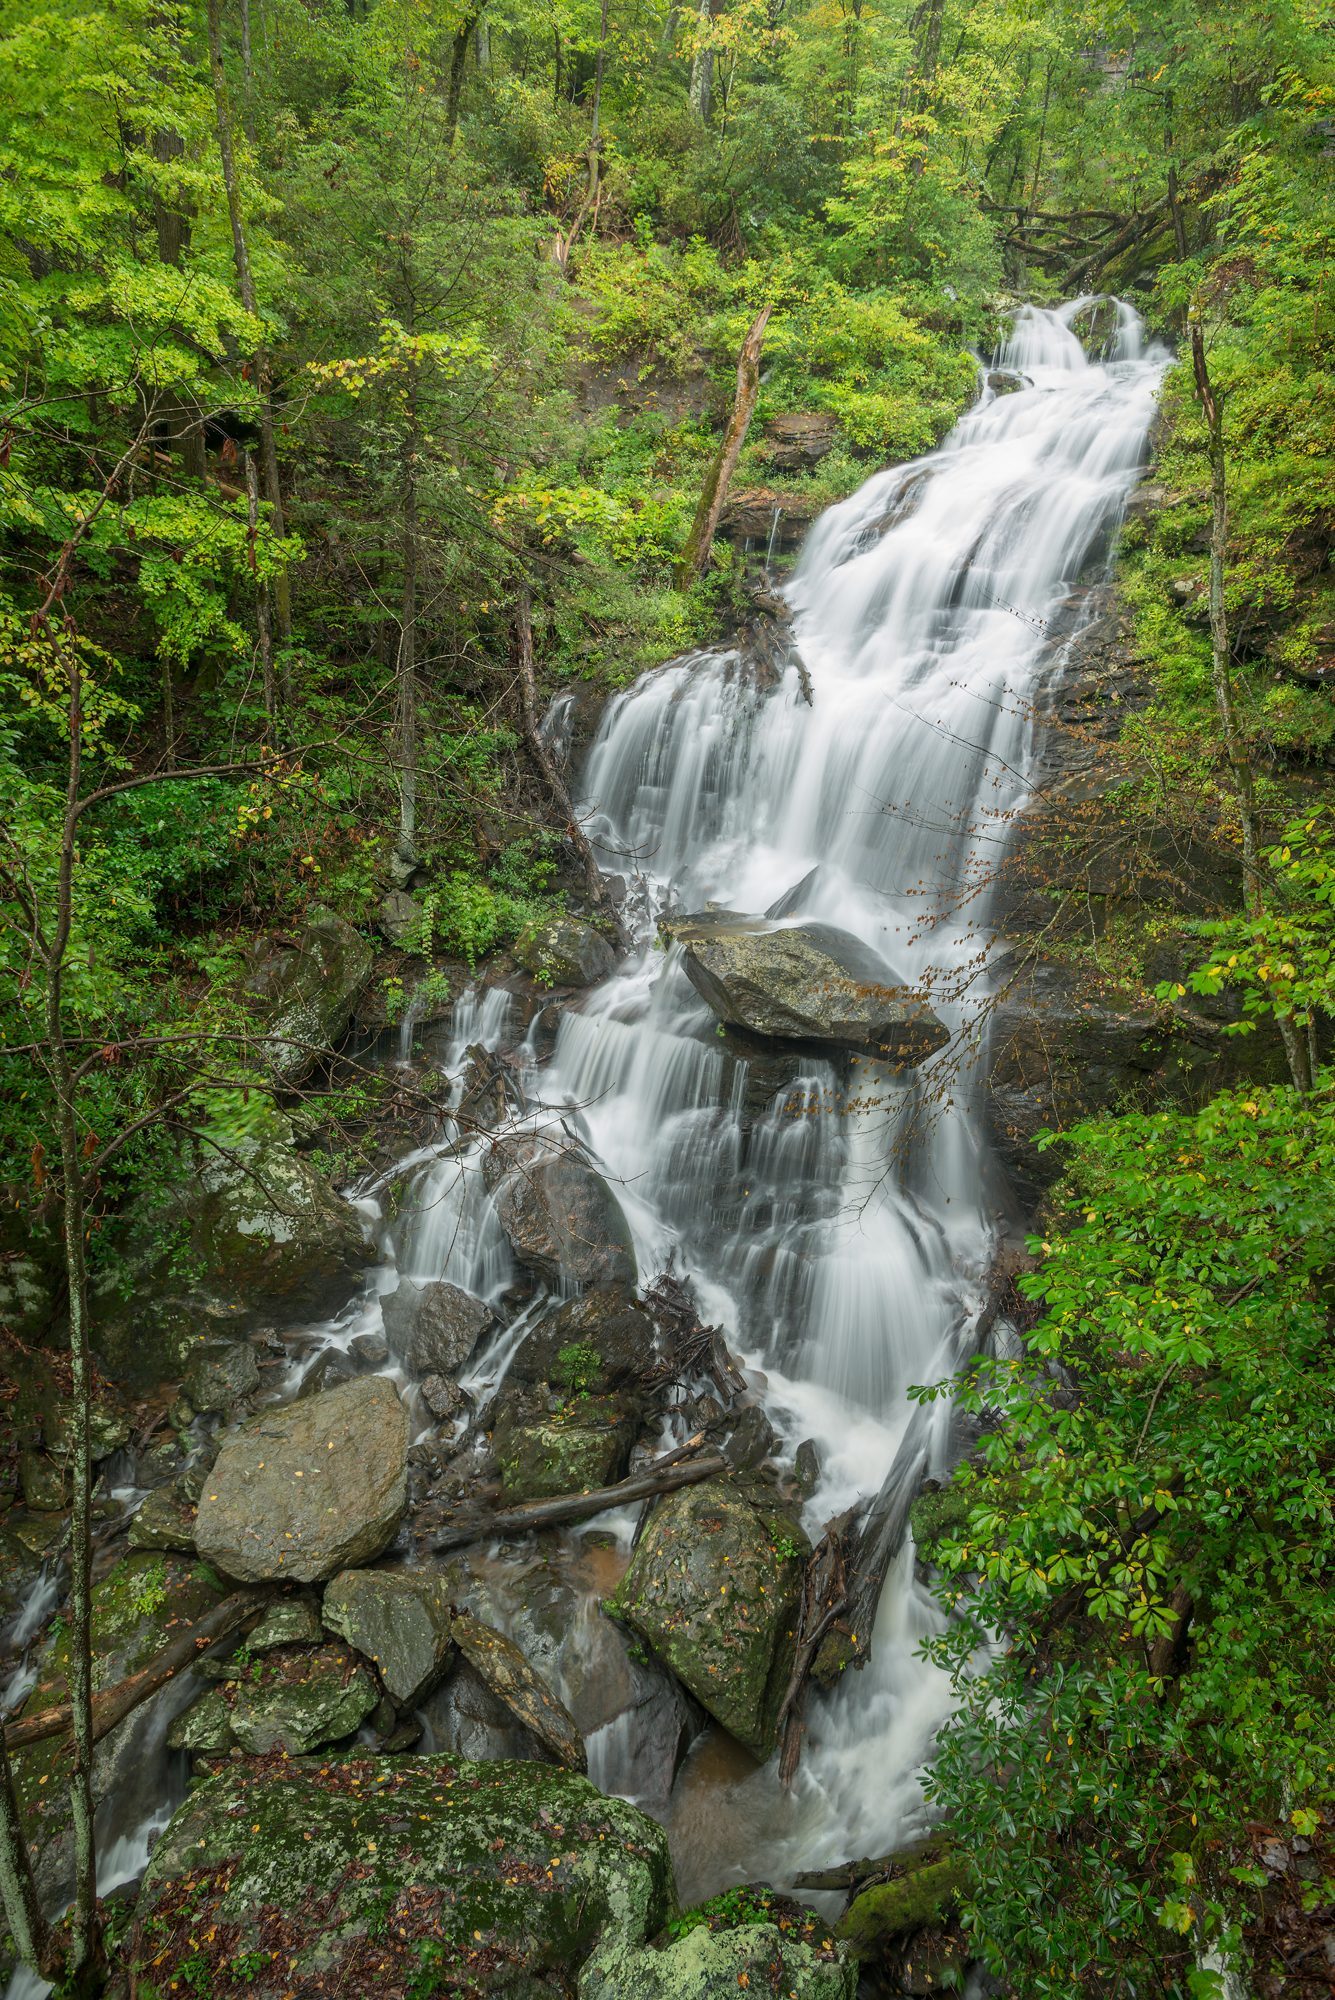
[543,298,1168,1876]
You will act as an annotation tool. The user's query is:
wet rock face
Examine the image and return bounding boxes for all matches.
[195,1376,408,1584]
[511,1287,657,1393]
[128,1756,673,1998]
[514,914,616,989]
[322,1566,455,1706]
[127,1480,197,1553]
[243,905,373,1082]
[487,1137,637,1290]
[610,1476,809,1760]
[381,1277,493,1376]
[184,1337,260,1413]
[14,1552,227,1908]
[666,912,949,1064]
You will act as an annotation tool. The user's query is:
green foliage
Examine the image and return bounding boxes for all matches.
[918,1081,1335,1994]
[554,1342,602,1395]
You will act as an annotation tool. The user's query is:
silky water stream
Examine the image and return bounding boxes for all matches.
[2,301,1167,1992]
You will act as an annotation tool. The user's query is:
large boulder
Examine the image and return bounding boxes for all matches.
[126,1756,673,1998]
[514,915,616,989]
[609,1477,808,1760]
[244,905,373,1082]
[665,913,948,1063]
[381,1278,493,1376]
[322,1566,456,1706]
[486,1137,636,1290]
[195,1376,408,1584]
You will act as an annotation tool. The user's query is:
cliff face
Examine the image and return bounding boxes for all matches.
[984,579,1289,1213]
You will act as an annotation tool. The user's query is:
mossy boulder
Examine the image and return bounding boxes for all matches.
[243,906,373,1082]
[322,1566,455,1705]
[486,1137,636,1290]
[493,1394,637,1502]
[908,1483,971,1562]
[127,1482,197,1554]
[836,1849,968,1966]
[195,1376,408,1584]
[609,1477,809,1759]
[127,1756,673,1998]
[514,915,616,989]
[248,1595,323,1650]
[665,912,948,1064]
[172,1643,379,1755]
[13,1553,227,1906]
[581,1924,854,1999]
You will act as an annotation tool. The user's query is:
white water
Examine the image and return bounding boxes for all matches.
[521,298,1167,1879]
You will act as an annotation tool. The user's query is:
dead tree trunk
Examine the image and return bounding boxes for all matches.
[675,304,771,588]
[432,1444,728,1551]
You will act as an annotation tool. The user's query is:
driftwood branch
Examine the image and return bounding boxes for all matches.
[513,587,628,944]
[675,304,772,588]
[776,1508,855,1786]
[432,1442,728,1552]
[5,1588,270,1751]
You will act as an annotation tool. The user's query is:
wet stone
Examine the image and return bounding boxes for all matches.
[194,1375,409,1584]
[248,1595,324,1650]
[492,1395,636,1503]
[184,1337,260,1413]
[226,1643,379,1754]
[297,1345,356,1397]
[382,1278,493,1376]
[322,1565,456,1706]
[349,1329,389,1369]
[421,1373,470,1422]
[127,1481,197,1553]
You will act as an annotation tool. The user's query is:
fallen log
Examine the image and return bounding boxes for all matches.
[431,1443,729,1552]
[5,1586,270,1751]
[793,1837,941,1894]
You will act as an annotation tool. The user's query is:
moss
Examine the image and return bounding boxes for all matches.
[836,1854,968,1962]
[908,1485,971,1558]
[128,1755,674,1997]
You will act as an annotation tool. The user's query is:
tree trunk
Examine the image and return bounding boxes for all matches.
[689,0,713,123]
[44,651,100,1977]
[206,0,292,649]
[675,304,772,587]
[0,1747,55,1981]
[244,448,275,722]
[396,368,420,850]
[1189,317,1311,1093]
[445,10,480,145]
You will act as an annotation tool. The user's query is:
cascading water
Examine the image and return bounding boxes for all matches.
[525,297,1168,1884]
[0,302,1166,1997]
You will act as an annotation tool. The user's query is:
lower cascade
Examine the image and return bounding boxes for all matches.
[1,299,1173,1997]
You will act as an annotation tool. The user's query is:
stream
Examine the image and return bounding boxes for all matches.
[4,298,1168,1992]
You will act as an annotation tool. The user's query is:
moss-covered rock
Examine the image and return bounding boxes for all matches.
[127,1482,197,1554]
[183,1338,260,1413]
[226,1643,379,1754]
[609,1477,808,1759]
[580,1924,855,1999]
[511,1287,656,1393]
[243,906,373,1083]
[195,1376,408,1584]
[836,1852,968,1962]
[127,1756,673,1998]
[493,1394,636,1502]
[514,915,616,989]
[322,1566,455,1705]
[13,1552,227,1906]
[247,1595,323,1650]
[908,1483,971,1561]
